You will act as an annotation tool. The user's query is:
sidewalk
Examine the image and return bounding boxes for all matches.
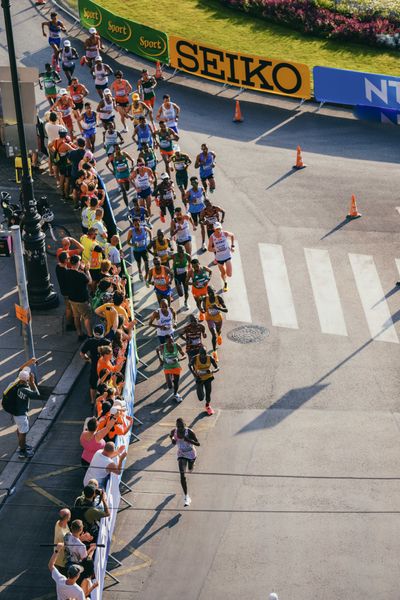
[0,148,83,484]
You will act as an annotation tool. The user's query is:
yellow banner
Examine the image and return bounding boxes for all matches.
[169,36,311,99]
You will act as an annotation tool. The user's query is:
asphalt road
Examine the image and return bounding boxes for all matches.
[1,1,400,599]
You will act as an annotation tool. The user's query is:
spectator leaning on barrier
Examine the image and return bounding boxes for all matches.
[55,251,74,331]
[80,324,111,404]
[80,416,115,465]
[83,442,127,489]
[72,484,110,540]
[63,520,96,597]
[65,254,92,341]
[1,357,39,459]
[56,236,84,263]
[53,508,71,575]
[105,234,121,268]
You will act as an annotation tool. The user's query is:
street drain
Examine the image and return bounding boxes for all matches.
[227,325,269,344]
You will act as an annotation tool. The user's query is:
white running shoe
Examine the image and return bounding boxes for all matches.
[201,242,206,252]
[121,127,128,133]
[184,494,191,506]
[174,394,183,403]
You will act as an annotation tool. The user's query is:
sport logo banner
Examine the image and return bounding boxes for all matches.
[78,0,169,63]
[169,36,311,99]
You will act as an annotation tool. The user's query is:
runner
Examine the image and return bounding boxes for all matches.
[105,145,134,207]
[208,222,235,292]
[138,141,157,185]
[38,63,61,106]
[195,144,216,193]
[53,89,75,137]
[41,12,66,65]
[92,56,113,98]
[129,93,153,127]
[169,418,200,506]
[156,94,180,133]
[60,40,79,84]
[157,336,185,403]
[48,129,75,199]
[171,149,192,202]
[154,173,176,223]
[126,217,152,281]
[172,244,191,310]
[170,207,195,255]
[193,346,219,415]
[149,229,173,266]
[129,198,150,229]
[97,89,116,130]
[130,158,155,217]
[133,116,154,151]
[137,68,157,108]
[68,77,89,126]
[154,120,179,176]
[187,258,211,317]
[201,285,228,361]
[78,102,97,151]
[103,121,124,159]
[110,70,132,133]
[180,314,207,368]
[149,299,177,344]
[184,176,206,251]
[83,27,103,69]
[200,198,226,239]
[146,257,173,306]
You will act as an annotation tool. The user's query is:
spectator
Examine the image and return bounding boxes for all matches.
[94,303,120,339]
[80,416,115,465]
[65,254,92,340]
[105,234,121,268]
[83,442,127,488]
[55,251,74,331]
[53,508,71,574]
[56,236,84,262]
[68,137,86,191]
[96,345,123,376]
[81,197,97,233]
[64,520,96,597]
[45,111,62,180]
[98,402,133,442]
[96,290,129,327]
[80,324,111,403]
[48,128,76,200]
[1,358,39,459]
[73,484,110,538]
[92,207,107,246]
[49,543,96,600]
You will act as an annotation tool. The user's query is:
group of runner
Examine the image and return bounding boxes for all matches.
[39,12,238,507]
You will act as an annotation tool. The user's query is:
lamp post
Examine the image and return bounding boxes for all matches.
[1,0,58,309]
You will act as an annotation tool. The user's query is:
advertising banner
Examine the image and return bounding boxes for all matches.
[78,0,169,63]
[169,36,311,99]
[314,66,400,110]
[354,105,400,125]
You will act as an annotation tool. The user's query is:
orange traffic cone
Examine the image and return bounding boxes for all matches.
[347,194,362,219]
[155,61,163,80]
[293,145,305,169]
[233,100,243,123]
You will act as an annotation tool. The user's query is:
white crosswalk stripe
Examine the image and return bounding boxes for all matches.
[225,241,252,324]
[349,253,398,344]
[259,243,298,329]
[304,248,347,336]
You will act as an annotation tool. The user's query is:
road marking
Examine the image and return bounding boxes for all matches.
[304,248,347,336]
[396,207,400,217]
[259,243,298,329]
[26,466,80,507]
[111,547,152,577]
[396,258,400,278]
[225,241,252,324]
[349,253,398,343]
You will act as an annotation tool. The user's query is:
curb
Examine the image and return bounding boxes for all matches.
[0,348,85,508]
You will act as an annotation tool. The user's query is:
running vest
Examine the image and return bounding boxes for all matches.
[194,354,213,380]
[161,104,177,128]
[48,20,62,41]
[158,130,173,152]
[199,151,214,178]
[82,111,96,135]
[163,343,180,370]
[154,238,170,263]
[185,326,203,350]
[58,99,72,118]
[104,130,119,153]
[85,37,98,58]
[61,47,75,68]
[135,169,151,191]
[156,308,174,337]
[140,77,156,100]
[173,154,189,170]
[187,187,205,214]
[113,155,130,180]
[152,266,170,291]
[205,296,223,320]
[211,232,231,262]
[192,267,210,289]
[69,84,85,103]
[131,103,145,123]
[173,252,189,275]
[42,73,58,96]
[136,124,153,147]
[158,183,174,204]
[130,206,146,224]
[98,98,114,121]
[173,428,196,459]
[203,208,220,229]
[131,226,148,251]
[113,80,130,103]
[174,218,190,243]
[94,65,108,86]
[141,149,156,170]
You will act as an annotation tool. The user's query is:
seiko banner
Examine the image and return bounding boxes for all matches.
[314,66,400,110]
[170,36,311,99]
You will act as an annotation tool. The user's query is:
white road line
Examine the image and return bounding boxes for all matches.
[225,241,252,324]
[396,207,400,217]
[304,248,347,336]
[396,258,400,278]
[349,253,399,344]
[259,243,298,329]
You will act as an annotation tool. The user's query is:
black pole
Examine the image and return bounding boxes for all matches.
[1,0,58,309]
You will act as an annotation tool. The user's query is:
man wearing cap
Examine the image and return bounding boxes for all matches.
[129,92,153,127]
[154,173,176,222]
[49,543,94,600]
[137,68,157,108]
[84,27,103,68]
[48,128,75,199]
[80,324,110,404]
[97,88,116,129]
[91,56,113,98]
[61,40,79,84]
[53,90,75,138]
[208,222,235,292]
[1,357,39,459]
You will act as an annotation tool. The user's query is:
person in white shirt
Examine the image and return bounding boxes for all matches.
[83,442,127,488]
[106,234,121,267]
[92,207,107,246]
[45,111,62,180]
[48,543,98,599]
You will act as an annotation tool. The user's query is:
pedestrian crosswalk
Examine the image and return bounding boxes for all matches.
[130,237,400,345]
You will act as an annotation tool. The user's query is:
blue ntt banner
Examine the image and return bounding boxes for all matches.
[354,105,400,125]
[313,66,400,110]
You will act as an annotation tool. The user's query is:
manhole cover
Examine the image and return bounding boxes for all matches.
[227,325,269,344]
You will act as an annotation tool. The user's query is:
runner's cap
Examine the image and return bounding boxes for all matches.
[94,55,102,62]
[132,92,140,100]
[104,88,111,95]
[213,222,222,230]
[59,88,68,95]
[89,27,97,34]
[160,172,169,180]
[63,40,71,47]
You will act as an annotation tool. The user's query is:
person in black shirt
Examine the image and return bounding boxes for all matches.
[65,254,92,340]
[68,138,86,189]
[55,251,75,331]
[80,324,111,404]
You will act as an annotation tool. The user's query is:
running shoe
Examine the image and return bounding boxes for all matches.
[174,394,183,403]
[18,448,34,459]
[223,282,229,292]
[139,273,144,281]
[160,214,166,223]
[183,302,189,311]
[205,405,215,415]
[184,494,191,506]
[201,242,206,252]
[121,127,128,133]
[212,351,219,362]
[199,312,205,321]
[217,335,223,346]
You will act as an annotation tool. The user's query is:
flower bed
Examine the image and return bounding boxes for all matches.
[216,0,400,48]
